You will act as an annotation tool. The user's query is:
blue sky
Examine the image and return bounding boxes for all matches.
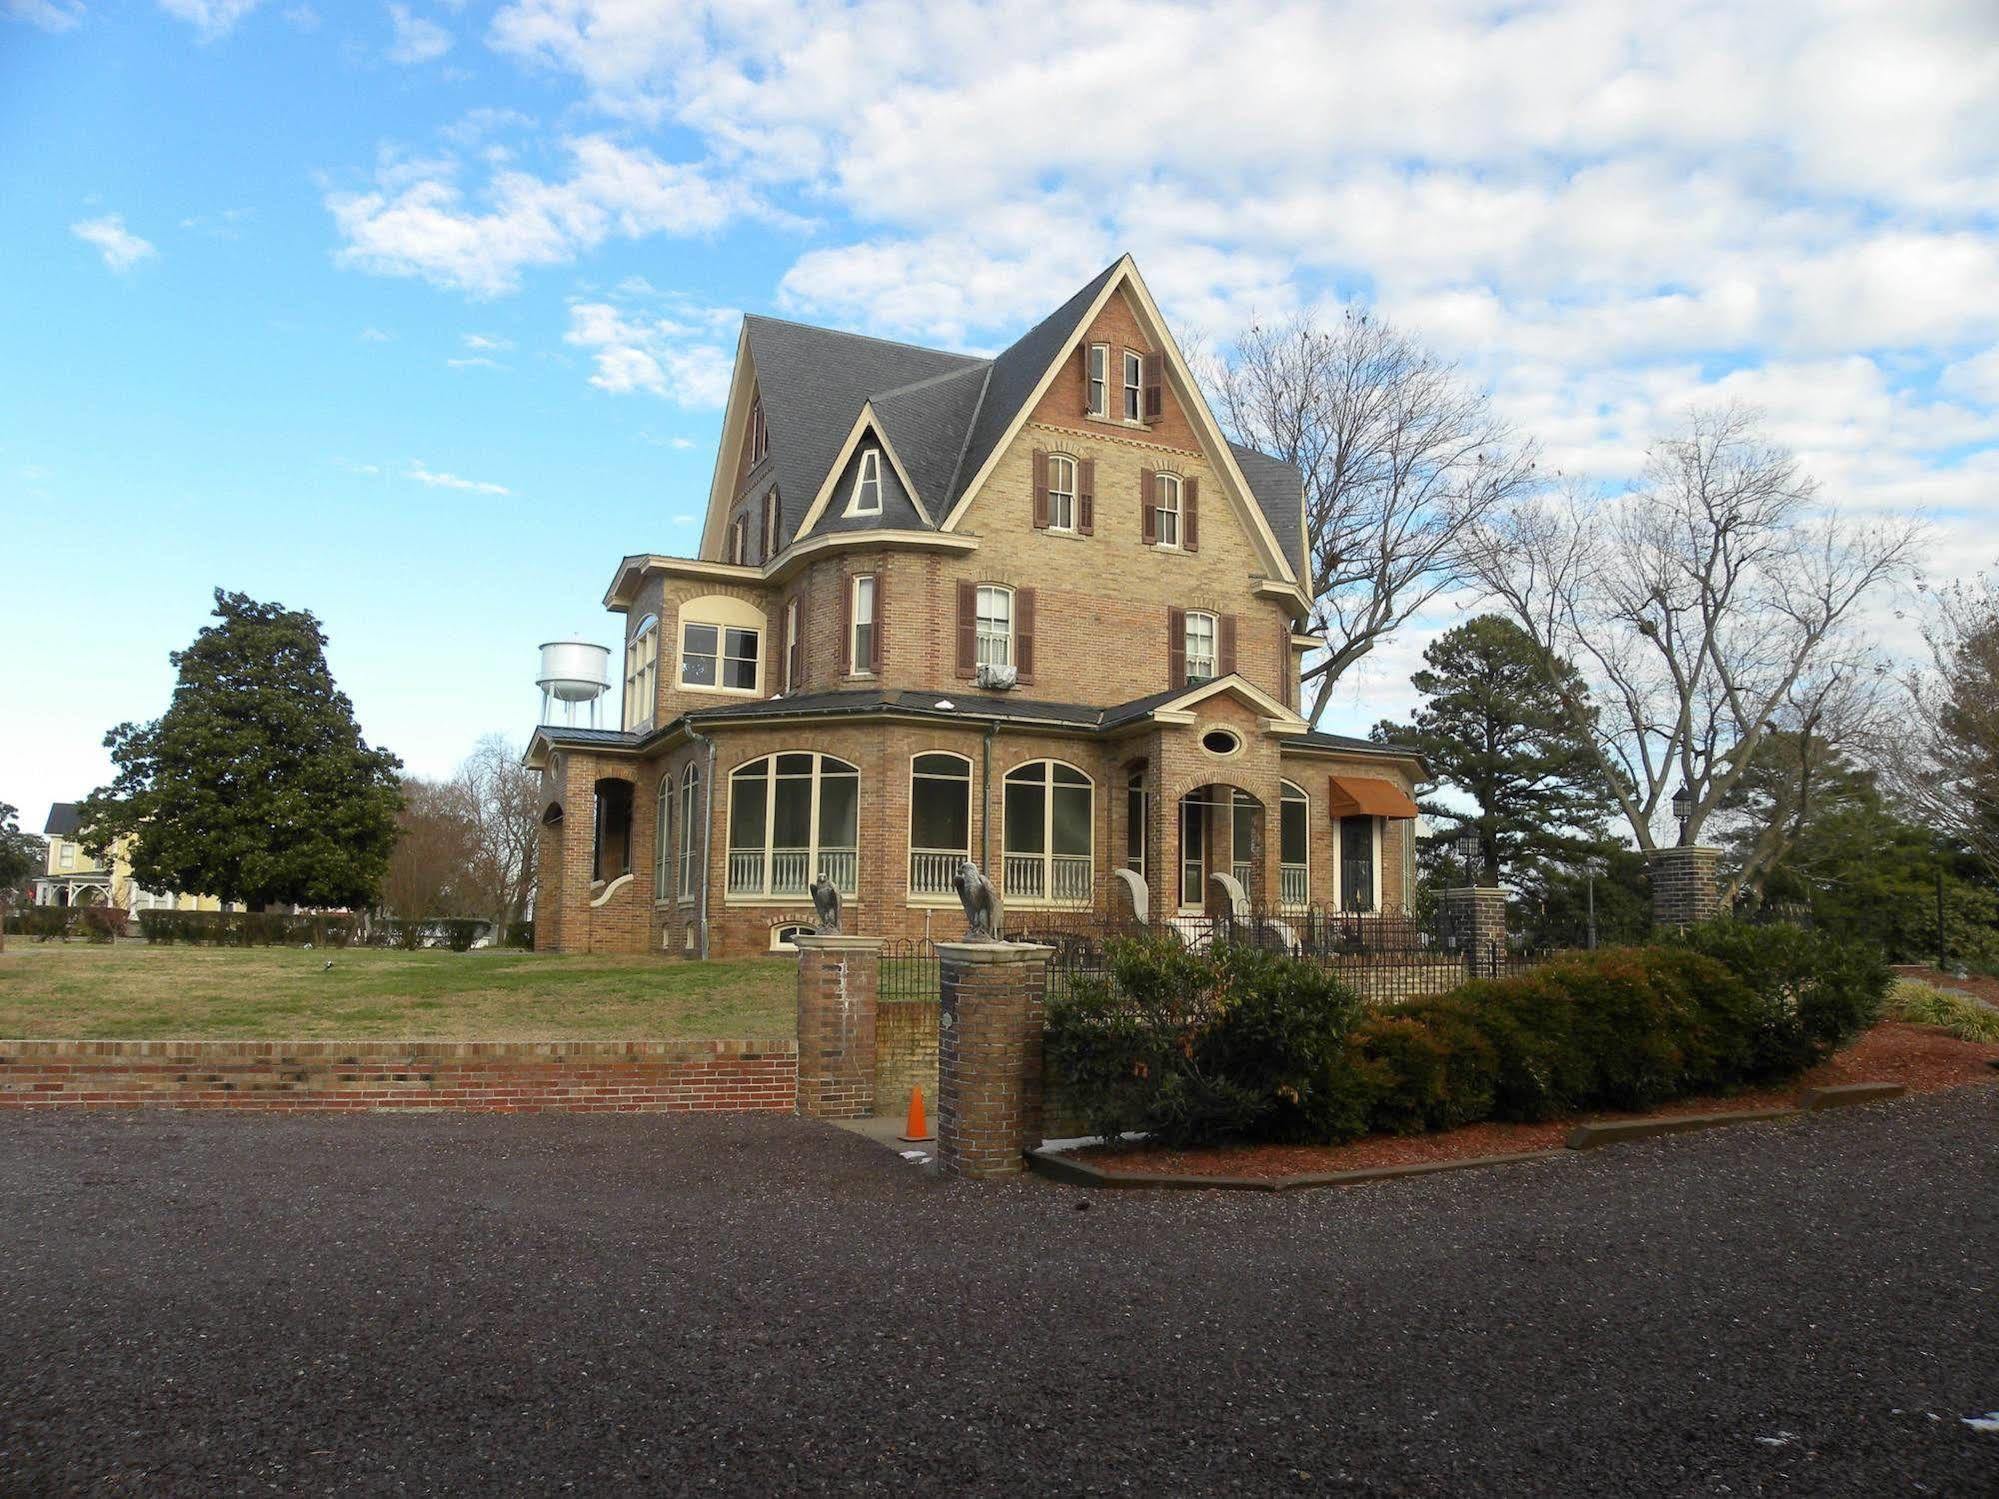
[3,0,1997,835]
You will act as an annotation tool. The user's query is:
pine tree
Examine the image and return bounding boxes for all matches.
[1373,614,1622,886]
[78,591,403,910]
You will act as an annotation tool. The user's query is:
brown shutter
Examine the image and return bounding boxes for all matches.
[1168,606,1186,688]
[1140,467,1157,545]
[955,579,977,678]
[1015,588,1037,685]
[869,570,885,673]
[839,575,852,675]
[1032,448,1050,529]
[1183,476,1200,552]
[1078,342,1091,415]
[1218,613,1238,678]
[1077,457,1095,535]
[1143,352,1163,420]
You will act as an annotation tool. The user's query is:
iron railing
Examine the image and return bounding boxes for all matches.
[880,937,941,1006]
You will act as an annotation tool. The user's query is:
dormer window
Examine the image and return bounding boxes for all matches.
[846,447,883,517]
[1087,344,1108,418]
[1122,350,1142,421]
[749,395,768,466]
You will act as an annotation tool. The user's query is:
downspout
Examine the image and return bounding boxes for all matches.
[688,725,716,960]
[980,719,998,870]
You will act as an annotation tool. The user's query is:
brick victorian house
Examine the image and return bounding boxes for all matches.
[526,257,1424,958]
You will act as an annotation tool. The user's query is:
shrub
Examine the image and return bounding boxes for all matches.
[76,905,129,943]
[134,910,362,947]
[1669,919,1890,1068]
[1888,980,1999,1042]
[505,921,535,950]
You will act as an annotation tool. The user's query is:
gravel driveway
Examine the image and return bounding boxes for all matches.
[3,1090,1994,1496]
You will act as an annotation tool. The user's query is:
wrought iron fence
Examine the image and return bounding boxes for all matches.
[880,936,941,1006]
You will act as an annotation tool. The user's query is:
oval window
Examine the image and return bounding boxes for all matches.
[1201,728,1241,756]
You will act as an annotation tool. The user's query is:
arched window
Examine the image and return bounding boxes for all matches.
[1183,610,1218,684]
[1279,781,1309,909]
[975,584,1013,668]
[1002,761,1093,904]
[653,774,672,902]
[677,763,701,903]
[908,752,972,897]
[624,614,658,729]
[726,753,860,899]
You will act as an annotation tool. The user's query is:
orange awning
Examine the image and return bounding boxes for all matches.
[1327,774,1419,820]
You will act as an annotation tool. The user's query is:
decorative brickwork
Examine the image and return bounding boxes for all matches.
[1652,846,1722,930]
[1443,886,1508,968]
[794,934,883,1119]
[0,1039,796,1113]
[935,941,1053,1180]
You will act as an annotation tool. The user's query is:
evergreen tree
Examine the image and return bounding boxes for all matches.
[79,591,402,910]
[1373,614,1622,886]
[0,801,42,900]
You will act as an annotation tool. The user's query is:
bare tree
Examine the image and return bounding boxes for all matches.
[1210,308,1539,725]
[1467,403,1924,862]
[1892,572,1999,883]
[380,776,479,939]
[457,735,540,929]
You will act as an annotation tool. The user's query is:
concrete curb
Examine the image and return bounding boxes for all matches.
[1801,1082,1907,1111]
[1564,1107,1798,1151]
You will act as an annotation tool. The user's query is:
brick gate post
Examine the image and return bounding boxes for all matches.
[1442,887,1508,977]
[934,941,1054,1181]
[1651,846,1722,930]
[794,934,884,1119]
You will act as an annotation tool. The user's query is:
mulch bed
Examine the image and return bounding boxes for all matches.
[1895,965,1999,1009]
[1071,1020,1999,1181]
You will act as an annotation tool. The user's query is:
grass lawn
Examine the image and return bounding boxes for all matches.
[0,941,798,1041]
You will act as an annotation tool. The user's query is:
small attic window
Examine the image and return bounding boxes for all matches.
[846,447,883,517]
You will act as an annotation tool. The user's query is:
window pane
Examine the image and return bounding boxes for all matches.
[1233,793,1256,862]
[773,775,811,847]
[1282,799,1308,865]
[1341,815,1375,908]
[729,768,767,849]
[722,628,758,689]
[818,771,858,847]
[1005,780,1046,855]
[912,777,969,850]
[1052,784,1092,856]
[1052,763,1087,786]
[914,753,967,779]
[777,752,813,777]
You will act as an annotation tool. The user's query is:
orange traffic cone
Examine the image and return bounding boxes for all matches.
[898,1084,934,1143]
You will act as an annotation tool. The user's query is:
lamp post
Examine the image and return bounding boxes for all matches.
[1456,828,1481,885]
[1672,785,1693,848]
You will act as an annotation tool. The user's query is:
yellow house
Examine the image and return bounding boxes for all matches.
[34,803,224,913]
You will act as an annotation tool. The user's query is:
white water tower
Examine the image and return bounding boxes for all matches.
[537,639,612,728]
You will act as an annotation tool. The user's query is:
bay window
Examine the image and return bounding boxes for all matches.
[908,752,972,897]
[727,753,860,899]
[623,614,658,728]
[1002,761,1093,904]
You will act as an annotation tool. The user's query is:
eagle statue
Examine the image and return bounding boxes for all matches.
[809,871,842,934]
[952,859,1004,942]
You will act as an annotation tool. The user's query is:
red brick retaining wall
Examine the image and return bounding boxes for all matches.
[0,1039,798,1114]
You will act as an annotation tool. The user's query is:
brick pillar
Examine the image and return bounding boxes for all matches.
[1443,886,1508,975]
[935,941,1054,1180]
[794,934,883,1120]
[1652,846,1721,930]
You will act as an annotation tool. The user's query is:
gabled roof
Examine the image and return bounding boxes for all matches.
[44,803,82,837]
[706,258,1307,580]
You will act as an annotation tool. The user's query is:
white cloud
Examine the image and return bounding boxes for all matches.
[462,332,513,351]
[563,297,735,406]
[327,135,759,296]
[403,460,511,494]
[385,3,450,64]
[156,0,264,39]
[668,436,694,450]
[70,214,156,272]
[282,4,318,29]
[7,0,84,31]
[359,326,394,342]
[445,355,506,370]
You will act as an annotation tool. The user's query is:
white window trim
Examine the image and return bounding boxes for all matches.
[783,596,800,693]
[1045,453,1078,532]
[849,574,877,677]
[975,583,1014,669]
[1155,472,1182,549]
[624,615,659,730]
[675,615,759,699]
[677,765,701,905]
[1122,349,1143,423]
[1087,343,1109,418]
[845,447,884,517]
[1125,767,1147,876]
[653,774,672,904]
[1279,780,1309,911]
[1184,610,1218,684]
[1000,760,1095,908]
[724,753,861,904]
[906,751,974,903]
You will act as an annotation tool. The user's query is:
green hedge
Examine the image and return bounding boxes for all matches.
[136,911,360,947]
[1045,922,1892,1148]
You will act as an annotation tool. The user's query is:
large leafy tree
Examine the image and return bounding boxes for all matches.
[0,801,42,900]
[1373,614,1621,885]
[79,590,402,910]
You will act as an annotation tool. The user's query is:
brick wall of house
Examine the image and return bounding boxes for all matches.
[0,1039,797,1113]
[875,1000,939,1120]
[1029,286,1203,452]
